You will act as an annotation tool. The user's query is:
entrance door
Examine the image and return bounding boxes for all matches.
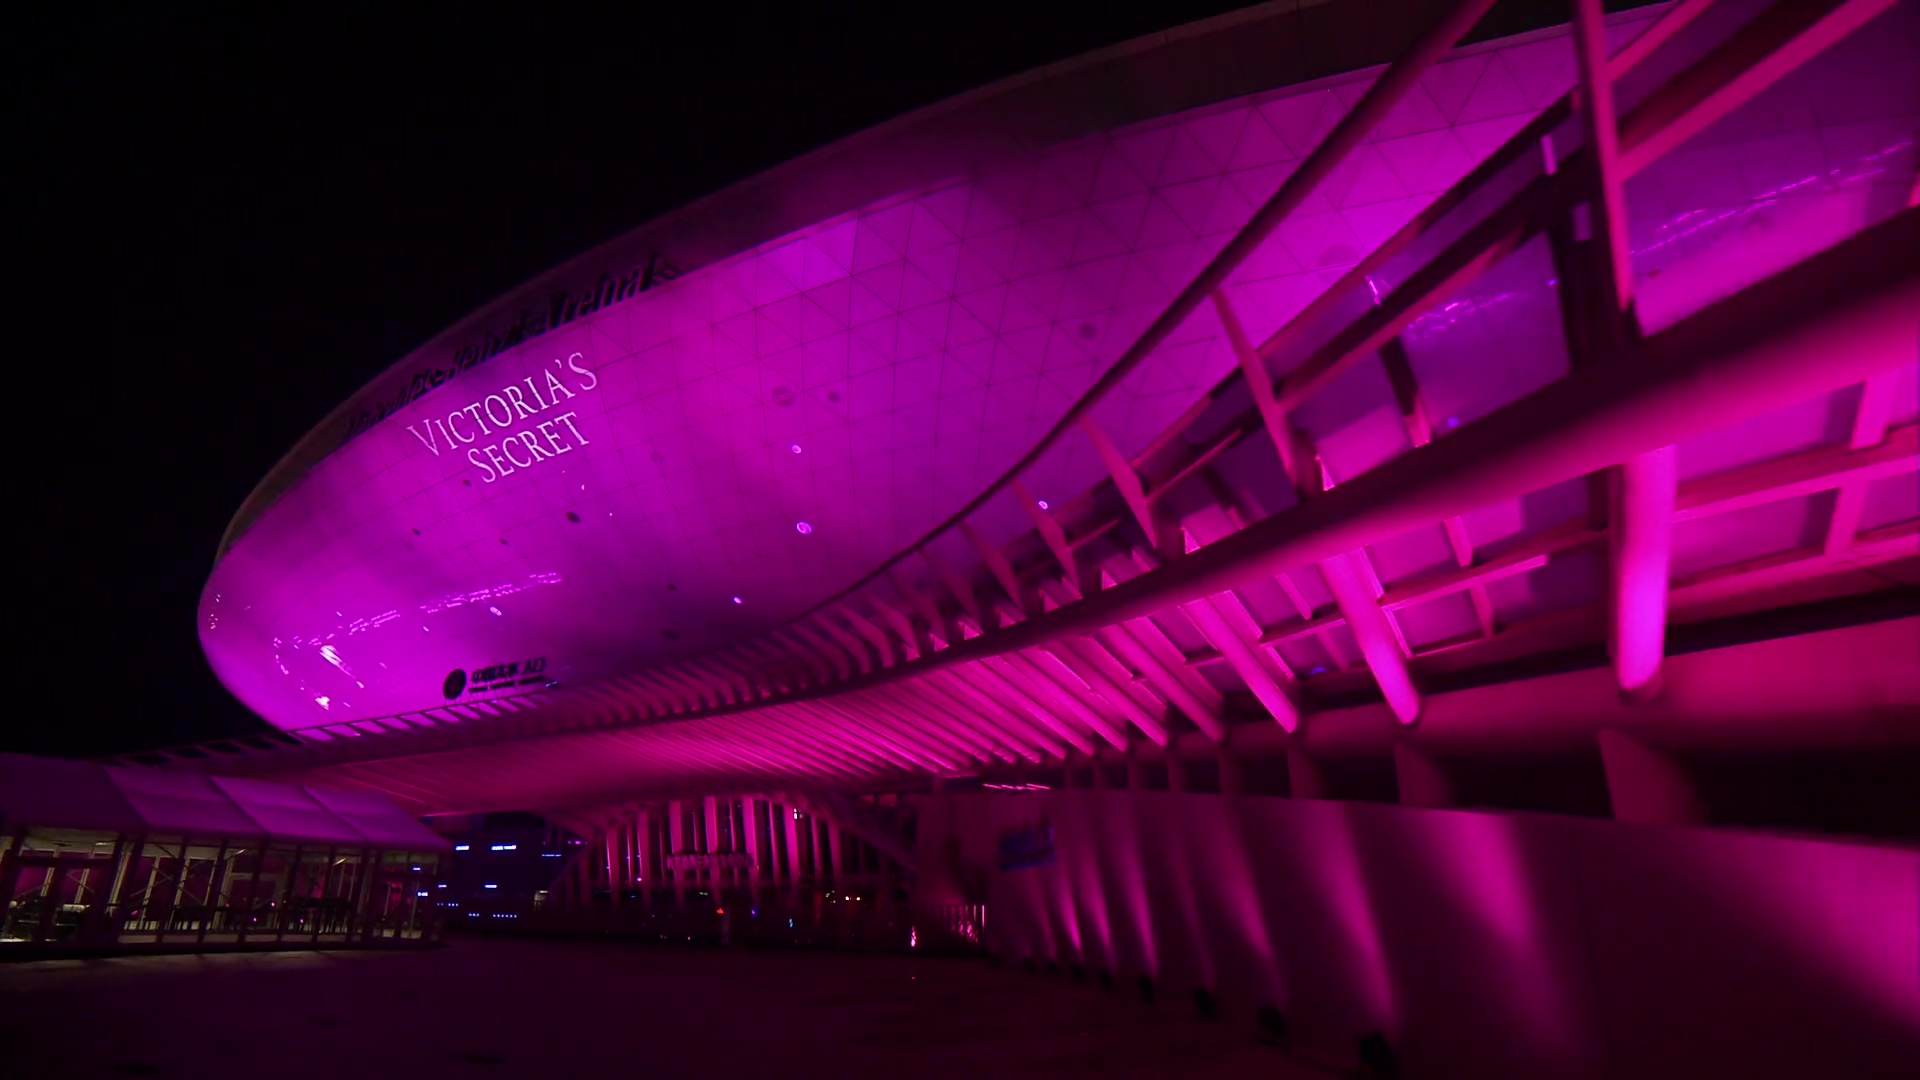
[1,855,110,943]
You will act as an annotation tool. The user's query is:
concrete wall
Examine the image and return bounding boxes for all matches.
[915,790,1920,1077]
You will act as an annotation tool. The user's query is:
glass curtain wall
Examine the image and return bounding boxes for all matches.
[0,825,443,951]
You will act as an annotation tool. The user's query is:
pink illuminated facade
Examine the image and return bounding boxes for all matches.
[196,0,1915,747]
[136,0,1920,1072]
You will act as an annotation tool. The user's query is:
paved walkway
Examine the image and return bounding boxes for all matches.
[1,937,1336,1078]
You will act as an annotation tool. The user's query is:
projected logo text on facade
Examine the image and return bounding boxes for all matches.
[664,852,755,871]
[443,657,549,699]
[405,353,598,482]
[346,251,679,441]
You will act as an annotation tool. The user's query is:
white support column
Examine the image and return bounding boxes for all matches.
[1320,551,1422,724]
[621,813,636,894]
[574,837,592,910]
[740,798,761,895]
[635,808,651,893]
[783,804,802,887]
[819,820,839,885]
[1573,0,1678,703]
[604,827,622,907]
[1598,729,1708,826]
[1610,449,1678,700]
[668,800,686,907]
[704,796,722,900]
[1571,0,1634,320]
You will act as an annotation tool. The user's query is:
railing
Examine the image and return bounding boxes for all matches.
[3,887,442,954]
[912,903,989,955]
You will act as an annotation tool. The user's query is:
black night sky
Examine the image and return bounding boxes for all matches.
[15,4,1281,759]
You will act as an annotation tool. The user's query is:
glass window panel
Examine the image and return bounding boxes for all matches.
[1625,2,1919,332]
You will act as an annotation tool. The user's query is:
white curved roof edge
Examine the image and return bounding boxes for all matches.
[0,751,450,851]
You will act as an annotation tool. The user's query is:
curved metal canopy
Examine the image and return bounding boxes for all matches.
[174,0,1920,818]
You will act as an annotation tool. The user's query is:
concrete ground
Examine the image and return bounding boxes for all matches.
[0,937,1336,1078]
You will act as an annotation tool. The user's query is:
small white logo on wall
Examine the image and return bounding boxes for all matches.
[663,853,756,871]
[404,352,600,482]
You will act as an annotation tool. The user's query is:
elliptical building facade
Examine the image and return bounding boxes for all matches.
[108,0,1920,1073]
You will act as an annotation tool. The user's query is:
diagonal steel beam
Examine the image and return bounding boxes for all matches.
[991,651,1129,751]
[1577,0,1677,701]
[1618,0,1899,178]
[1028,641,1168,747]
[830,213,1915,676]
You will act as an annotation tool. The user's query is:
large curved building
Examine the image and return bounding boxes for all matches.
[202,0,1650,734]
[192,0,1914,788]
[113,0,1920,1071]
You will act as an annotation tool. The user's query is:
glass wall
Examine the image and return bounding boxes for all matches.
[0,826,443,952]
[1,828,122,945]
[365,851,440,940]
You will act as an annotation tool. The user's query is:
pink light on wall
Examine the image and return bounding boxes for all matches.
[1097,793,1158,977]
[1313,807,1398,1035]
[1388,810,1593,1066]
[1145,796,1218,993]
[1048,861,1084,959]
[1610,446,1678,699]
[1061,813,1116,976]
[927,789,1920,1076]
[1199,801,1288,1012]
